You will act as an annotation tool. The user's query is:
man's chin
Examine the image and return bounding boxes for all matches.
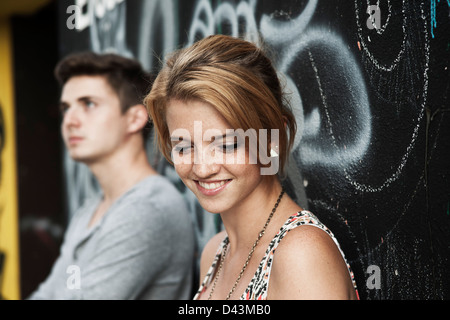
[68,152,93,164]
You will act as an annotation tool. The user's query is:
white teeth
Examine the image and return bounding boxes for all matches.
[199,180,227,190]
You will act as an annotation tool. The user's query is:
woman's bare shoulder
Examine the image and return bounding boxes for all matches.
[269,224,357,300]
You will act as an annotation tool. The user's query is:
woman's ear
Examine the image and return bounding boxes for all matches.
[282,115,288,129]
[126,104,150,134]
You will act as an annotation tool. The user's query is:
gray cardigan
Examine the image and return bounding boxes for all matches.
[28,175,195,300]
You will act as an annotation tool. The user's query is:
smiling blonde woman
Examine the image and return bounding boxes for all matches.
[145,34,359,300]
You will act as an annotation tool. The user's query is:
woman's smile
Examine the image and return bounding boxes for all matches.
[195,179,232,196]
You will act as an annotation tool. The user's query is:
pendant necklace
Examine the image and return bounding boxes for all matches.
[208,188,285,300]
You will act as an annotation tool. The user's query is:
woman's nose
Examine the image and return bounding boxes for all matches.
[191,145,221,178]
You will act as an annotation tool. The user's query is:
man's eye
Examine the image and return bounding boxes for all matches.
[83,100,96,109]
[59,102,70,114]
[60,105,69,114]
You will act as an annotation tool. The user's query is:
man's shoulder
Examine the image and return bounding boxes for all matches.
[108,174,188,223]
[134,174,180,197]
[130,174,185,208]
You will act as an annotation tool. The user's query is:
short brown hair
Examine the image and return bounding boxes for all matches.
[145,35,296,176]
[55,52,154,138]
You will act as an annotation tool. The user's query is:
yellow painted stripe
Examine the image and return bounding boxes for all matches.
[0,17,21,300]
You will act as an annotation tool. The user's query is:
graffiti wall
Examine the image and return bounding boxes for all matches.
[57,0,450,299]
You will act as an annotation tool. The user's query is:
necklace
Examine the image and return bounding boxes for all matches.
[208,188,285,300]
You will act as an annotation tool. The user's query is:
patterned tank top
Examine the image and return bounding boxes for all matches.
[194,210,359,300]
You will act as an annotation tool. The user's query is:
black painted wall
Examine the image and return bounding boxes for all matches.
[56,0,450,299]
[11,2,65,298]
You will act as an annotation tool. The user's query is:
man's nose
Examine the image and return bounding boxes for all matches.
[62,106,81,128]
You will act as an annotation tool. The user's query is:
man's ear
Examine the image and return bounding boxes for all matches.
[126,104,150,134]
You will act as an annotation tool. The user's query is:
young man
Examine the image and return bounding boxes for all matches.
[28,52,195,299]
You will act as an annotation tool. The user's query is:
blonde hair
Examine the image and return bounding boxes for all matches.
[145,34,296,176]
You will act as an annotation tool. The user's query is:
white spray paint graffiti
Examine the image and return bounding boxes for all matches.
[353,0,430,193]
[353,0,432,271]
[259,0,317,45]
[280,28,372,167]
[138,0,177,71]
[88,0,131,56]
[188,0,259,45]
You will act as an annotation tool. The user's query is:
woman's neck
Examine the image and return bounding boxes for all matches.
[219,177,285,255]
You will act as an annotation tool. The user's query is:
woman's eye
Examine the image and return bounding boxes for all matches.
[221,143,238,153]
[173,145,192,155]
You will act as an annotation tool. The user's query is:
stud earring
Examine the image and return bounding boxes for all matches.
[270,147,279,158]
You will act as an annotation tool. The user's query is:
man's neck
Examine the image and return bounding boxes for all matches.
[88,146,157,206]
[85,146,157,228]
